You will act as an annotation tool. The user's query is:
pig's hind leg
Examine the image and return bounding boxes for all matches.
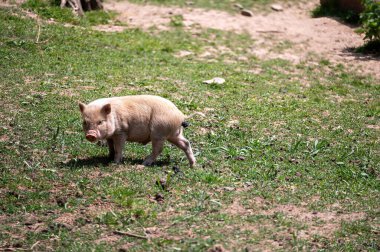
[168,131,195,167]
[142,139,165,166]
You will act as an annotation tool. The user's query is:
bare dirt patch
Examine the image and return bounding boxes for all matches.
[223,198,366,240]
[104,0,380,80]
[264,204,365,221]
[54,212,77,227]
[86,200,118,217]
[224,199,251,215]
[93,24,127,32]
[95,234,121,244]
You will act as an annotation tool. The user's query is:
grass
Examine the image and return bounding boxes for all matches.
[21,0,118,25]
[0,2,380,252]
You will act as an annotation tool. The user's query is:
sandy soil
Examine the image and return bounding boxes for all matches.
[102,0,379,80]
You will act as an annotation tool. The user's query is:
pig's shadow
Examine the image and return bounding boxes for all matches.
[60,156,170,169]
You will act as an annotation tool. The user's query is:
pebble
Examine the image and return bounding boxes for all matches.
[203,77,225,84]
[233,3,243,10]
[241,9,253,17]
[271,4,283,11]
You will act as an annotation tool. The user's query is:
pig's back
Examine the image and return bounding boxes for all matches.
[119,95,183,117]
[90,95,184,122]
[89,95,183,115]
[117,95,185,139]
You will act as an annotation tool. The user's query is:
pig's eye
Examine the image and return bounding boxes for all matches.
[97,121,103,125]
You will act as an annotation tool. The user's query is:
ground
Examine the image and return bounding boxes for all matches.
[100,0,380,80]
[0,0,379,251]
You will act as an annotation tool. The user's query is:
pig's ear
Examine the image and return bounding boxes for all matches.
[101,103,111,115]
[79,102,86,113]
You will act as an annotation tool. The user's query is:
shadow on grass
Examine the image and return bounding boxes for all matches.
[60,156,113,169]
[311,5,361,25]
[341,45,380,61]
[59,156,171,169]
[346,40,380,57]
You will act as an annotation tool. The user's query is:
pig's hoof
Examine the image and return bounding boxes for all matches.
[142,160,154,166]
[114,159,123,164]
[189,160,196,168]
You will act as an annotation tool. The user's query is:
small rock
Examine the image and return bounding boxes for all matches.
[295,172,302,177]
[241,9,253,17]
[312,211,318,215]
[271,4,283,11]
[203,77,225,84]
[233,3,244,10]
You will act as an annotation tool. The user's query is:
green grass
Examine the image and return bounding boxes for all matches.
[0,4,379,252]
[21,0,117,25]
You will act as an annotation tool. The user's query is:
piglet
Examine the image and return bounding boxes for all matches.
[79,95,196,166]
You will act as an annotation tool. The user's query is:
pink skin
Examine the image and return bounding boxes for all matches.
[79,97,196,166]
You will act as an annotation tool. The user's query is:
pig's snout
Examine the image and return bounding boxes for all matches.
[85,130,97,142]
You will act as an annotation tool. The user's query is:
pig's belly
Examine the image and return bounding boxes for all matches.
[126,127,151,145]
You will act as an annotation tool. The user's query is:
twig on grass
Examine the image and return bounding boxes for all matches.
[256,30,283,33]
[35,18,41,44]
[34,18,49,44]
[31,241,40,250]
[113,230,148,240]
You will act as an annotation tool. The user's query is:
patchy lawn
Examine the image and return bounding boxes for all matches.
[0,1,379,251]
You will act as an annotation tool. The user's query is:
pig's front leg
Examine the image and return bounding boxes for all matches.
[112,133,127,164]
[107,139,115,160]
